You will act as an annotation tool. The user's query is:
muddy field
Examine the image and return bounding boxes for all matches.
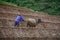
[0,4,60,40]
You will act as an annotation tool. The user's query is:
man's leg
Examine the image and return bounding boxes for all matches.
[14,21,19,26]
[17,22,19,27]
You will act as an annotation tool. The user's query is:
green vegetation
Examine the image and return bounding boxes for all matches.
[0,0,60,16]
[0,0,17,7]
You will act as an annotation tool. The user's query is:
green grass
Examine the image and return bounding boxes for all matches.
[0,0,60,17]
[0,1,17,7]
[17,1,60,16]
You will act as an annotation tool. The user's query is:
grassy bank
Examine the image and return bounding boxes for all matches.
[0,0,17,7]
[0,0,60,16]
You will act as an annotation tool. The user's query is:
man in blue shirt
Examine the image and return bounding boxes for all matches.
[14,15,24,26]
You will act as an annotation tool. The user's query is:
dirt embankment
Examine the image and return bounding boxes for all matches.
[0,4,60,40]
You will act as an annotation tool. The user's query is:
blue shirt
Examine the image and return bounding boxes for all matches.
[15,16,23,22]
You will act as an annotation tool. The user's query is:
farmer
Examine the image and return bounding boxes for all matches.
[14,15,24,26]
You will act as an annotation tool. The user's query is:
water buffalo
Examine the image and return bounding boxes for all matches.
[26,18,41,27]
